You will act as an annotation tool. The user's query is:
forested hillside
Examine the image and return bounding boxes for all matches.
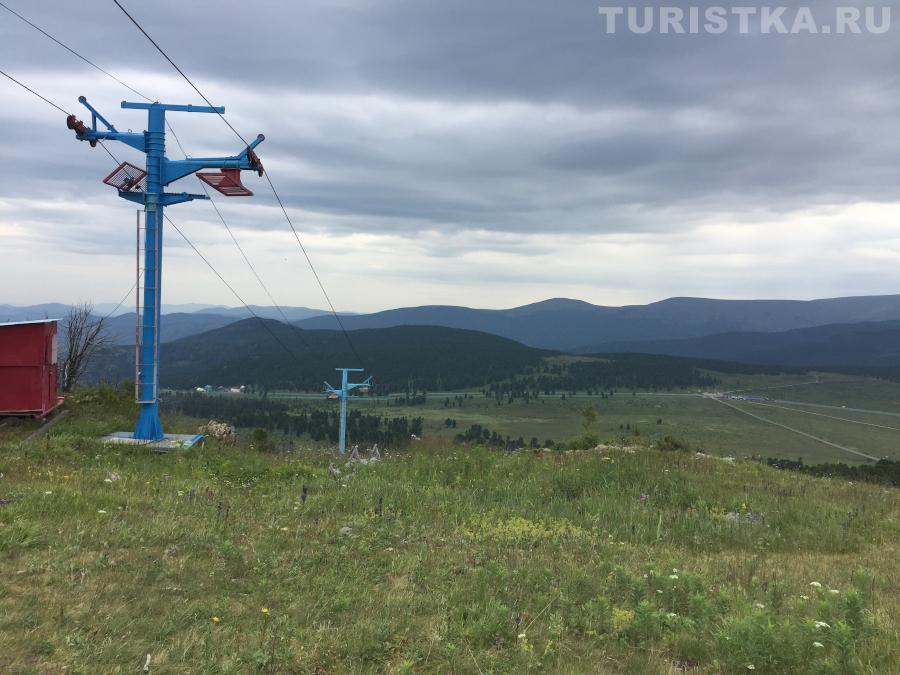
[89,320,550,392]
[87,318,803,394]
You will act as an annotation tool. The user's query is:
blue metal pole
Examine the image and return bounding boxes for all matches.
[339,368,349,455]
[134,106,165,440]
[325,368,370,455]
[68,98,266,443]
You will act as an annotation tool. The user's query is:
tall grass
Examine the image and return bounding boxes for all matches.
[0,394,897,673]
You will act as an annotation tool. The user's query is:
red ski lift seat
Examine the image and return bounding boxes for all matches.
[197,169,254,197]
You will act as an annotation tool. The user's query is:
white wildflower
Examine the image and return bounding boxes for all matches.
[814,621,830,630]
[800,595,809,600]
[754,602,765,609]
[813,641,825,648]
[97,509,107,514]
[828,589,840,595]
[809,581,822,588]
[669,574,679,580]
[747,665,756,671]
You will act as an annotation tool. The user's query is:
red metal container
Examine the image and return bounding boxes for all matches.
[0,319,63,418]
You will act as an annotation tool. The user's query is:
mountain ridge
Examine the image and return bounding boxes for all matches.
[8,294,900,351]
[293,294,900,350]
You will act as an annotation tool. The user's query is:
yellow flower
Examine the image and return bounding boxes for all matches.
[261,607,269,615]
[212,616,221,623]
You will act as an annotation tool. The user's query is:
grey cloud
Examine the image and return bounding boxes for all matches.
[3,0,900,306]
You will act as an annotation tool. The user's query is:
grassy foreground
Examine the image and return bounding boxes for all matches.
[1,393,898,673]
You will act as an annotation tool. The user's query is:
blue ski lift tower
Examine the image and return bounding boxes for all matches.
[325,368,373,455]
[67,97,265,443]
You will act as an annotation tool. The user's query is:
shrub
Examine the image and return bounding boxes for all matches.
[656,436,692,453]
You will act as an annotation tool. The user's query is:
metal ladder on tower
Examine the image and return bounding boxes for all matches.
[134,210,159,405]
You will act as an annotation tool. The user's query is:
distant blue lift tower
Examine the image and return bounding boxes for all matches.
[325,368,373,455]
[67,97,265,441]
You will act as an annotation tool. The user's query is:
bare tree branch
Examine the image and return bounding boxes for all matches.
[60,302,111,392]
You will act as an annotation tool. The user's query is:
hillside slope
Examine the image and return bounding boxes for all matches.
[103,312,238,345]
[89,320,551,391]
[1,396,897,673]
[594,320,900,367]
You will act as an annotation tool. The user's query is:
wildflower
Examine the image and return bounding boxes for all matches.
[809,581,822,588]
[813,641,824,648]
[754,602,765,609]
[656,589,664,594]
[63,475,70,480]
[44,491,53,495]
[279,527,288,531]
[814,621,830,630]
[517,633,527,640]
[669,574,679,580]
[109,473,120,481]
[97,509,107,514]
[800,595,809,600]
[666,612,677,618]
[212,616,221,623]
[747,665,756,671]
[828,589,840,595]
[104,479,112,483]
[261,607,269,615]
[639,494,648,503]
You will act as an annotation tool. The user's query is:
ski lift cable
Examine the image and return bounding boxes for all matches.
[0,0,151,102]
[0,68,299,360]
[0,68,70,115]
[110,0,366,369]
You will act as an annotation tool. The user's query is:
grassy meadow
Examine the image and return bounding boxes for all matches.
[1,389,899,673]
[305,392,900,465]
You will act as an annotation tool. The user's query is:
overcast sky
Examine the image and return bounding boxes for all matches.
[2,0,900,312]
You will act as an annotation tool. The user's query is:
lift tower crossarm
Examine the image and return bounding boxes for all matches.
[163,134,265,184]
[71,99,266,186]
